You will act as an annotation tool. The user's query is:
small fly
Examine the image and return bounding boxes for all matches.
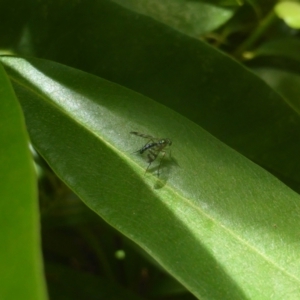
[130,131,172,176]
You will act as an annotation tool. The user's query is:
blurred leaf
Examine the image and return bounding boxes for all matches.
[0,62,47,299]
[253,38,300,63]
[247,38,300,105]
[150,275,192,297]
[243,0,277,18]
[3,56,300,299]
[252,67,300,113]
[112,0,236,37]
[46,263,143,300]
[275,1,300,29]
[220,3,259,36]
[0,0,32,50]
[188,0,242,5]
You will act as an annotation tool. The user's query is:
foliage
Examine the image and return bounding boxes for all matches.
[1,0,300,299]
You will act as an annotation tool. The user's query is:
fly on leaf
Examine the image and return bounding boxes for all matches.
[130,131,172,176]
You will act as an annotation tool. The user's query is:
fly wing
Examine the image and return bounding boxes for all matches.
[130,131,155,139]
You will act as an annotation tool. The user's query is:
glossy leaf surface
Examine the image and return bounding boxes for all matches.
[0,0,296,185]
[18,0,300,185]
[2,56,300,299]
[112,0,236,37]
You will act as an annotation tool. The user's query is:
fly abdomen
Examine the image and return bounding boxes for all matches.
[139,142,158,154]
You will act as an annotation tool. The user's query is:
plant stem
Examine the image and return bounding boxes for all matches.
[234,9,278,58]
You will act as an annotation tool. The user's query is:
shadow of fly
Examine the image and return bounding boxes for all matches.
[130,132,172,176]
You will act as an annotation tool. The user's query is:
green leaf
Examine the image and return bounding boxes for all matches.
[252,67,300,114]
[0,62,47,299]
[0,0,32,49]
[253,38,300,63]
[112,0,236,37]
[3,55,300,299]
[275,1,300,29]
[19,0,300,185]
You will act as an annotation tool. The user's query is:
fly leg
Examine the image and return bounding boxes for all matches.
[157,150,166,177]
[145,162,152,175]
[145,149,158,175]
